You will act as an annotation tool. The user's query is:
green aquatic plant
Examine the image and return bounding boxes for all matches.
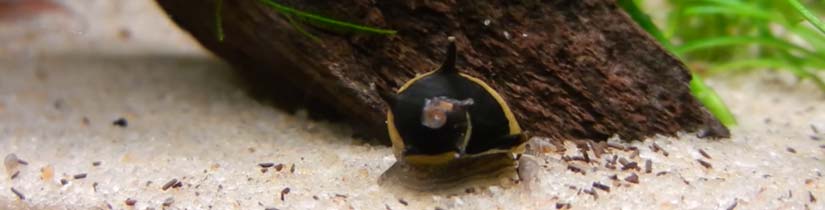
[214,0,396,43]
[621,0,825,127]
[619,0,738,127]
[788,0,825,34]
[659,0,825,88]
[257,0,397,36]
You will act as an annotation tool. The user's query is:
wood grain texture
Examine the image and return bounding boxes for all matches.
[156,0,729,143]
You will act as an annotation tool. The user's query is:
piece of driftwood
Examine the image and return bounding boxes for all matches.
[156,0,729,143]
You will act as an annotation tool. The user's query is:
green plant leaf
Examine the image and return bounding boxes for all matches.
[215,0,224,42]
[707,58,794,74]
[673,36,823,59]
[706,57,825,75]
[790,25,825,51]
[781,56,825,91]
[682,5,776,20]
[787,0,825,35]
[690,74,737,127]
[618,0,673,49]
[619,0,737,127]
[258,0,397,36]
[285,14,322,44]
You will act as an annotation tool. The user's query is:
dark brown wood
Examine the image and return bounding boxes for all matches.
[156,0,729,143]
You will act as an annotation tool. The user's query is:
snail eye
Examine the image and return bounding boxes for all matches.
[421,97,474,129]
[422,110,447,129]
[421,99,452,129]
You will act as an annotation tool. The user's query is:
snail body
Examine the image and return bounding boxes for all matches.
[382,37,527,166]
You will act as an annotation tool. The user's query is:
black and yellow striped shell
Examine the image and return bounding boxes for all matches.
[382,37,527,166]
